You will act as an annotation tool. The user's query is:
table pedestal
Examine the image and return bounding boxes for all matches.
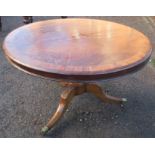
[41,82,127,134]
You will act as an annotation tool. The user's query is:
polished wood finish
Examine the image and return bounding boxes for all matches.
[3,18,152,81]
[41,82,127,134]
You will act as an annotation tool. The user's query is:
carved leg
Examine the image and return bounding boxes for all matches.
[41,85,86,135]
[86,83,127,104]
[41,82,127,135]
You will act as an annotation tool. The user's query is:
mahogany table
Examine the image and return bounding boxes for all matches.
[3,18,152,135]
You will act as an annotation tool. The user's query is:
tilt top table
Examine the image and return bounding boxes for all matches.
[3,18,152,135]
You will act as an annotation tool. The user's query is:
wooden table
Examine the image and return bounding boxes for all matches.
[3,18,152,135]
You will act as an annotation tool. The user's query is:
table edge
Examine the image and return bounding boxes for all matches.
[5,52,151,81]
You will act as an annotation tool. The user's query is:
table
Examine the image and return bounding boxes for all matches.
[3,18,152,135]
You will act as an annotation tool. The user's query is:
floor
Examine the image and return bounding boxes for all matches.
[0,16,155,138]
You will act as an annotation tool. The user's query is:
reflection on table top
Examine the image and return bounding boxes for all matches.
[3,18,152,81]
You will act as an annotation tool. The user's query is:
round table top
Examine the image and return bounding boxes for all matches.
[3,18,152,81]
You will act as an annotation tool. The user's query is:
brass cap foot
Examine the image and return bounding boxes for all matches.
[122,98,127,102]
[41,126,49,135]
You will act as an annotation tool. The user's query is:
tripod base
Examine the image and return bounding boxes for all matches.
[41,82,127,135]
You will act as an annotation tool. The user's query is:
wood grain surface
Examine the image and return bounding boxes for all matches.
[3,18,152,81]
